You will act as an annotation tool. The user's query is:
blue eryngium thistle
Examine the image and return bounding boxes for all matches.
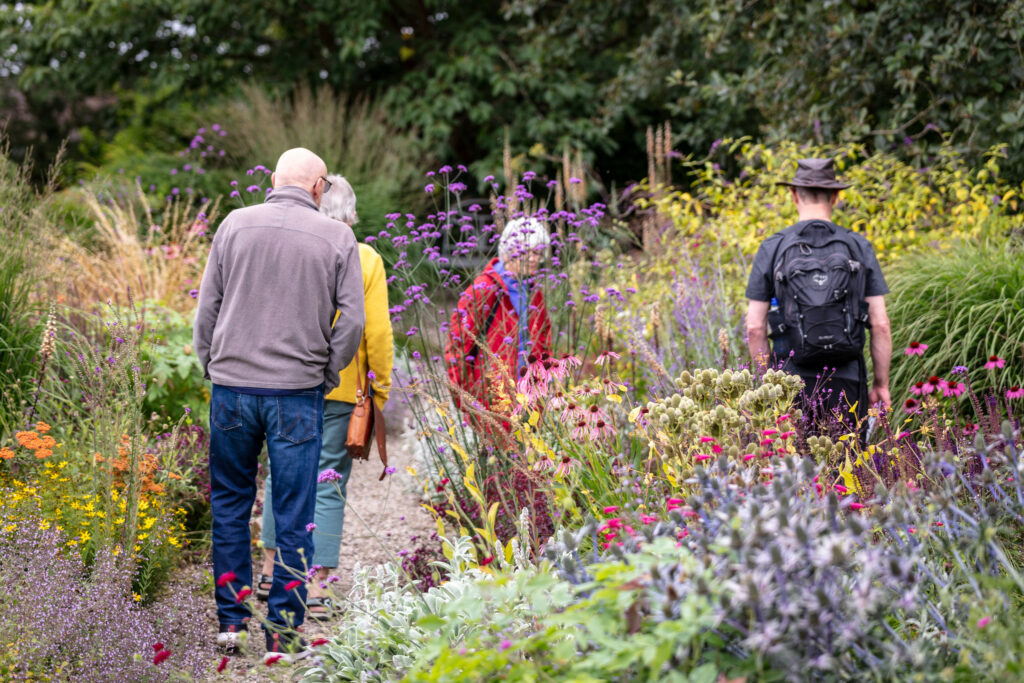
[543,426,1024,681]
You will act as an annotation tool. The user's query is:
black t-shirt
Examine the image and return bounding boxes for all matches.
[746,220,889,381]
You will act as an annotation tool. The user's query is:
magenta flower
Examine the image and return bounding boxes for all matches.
[910,381,925,396]
[305,522,317,531]
[977,616,992,628]
[904,398,921,414]
[234,588,252,603]
[602,506,619,514]
[284,580,302,591]
[904,341,928,356]
[153,648,171,665]
[318,468,343,483]
[499,639,512,650]
[922,376,942,394]
[985,355,1006,370]
[1007,386,1024,399]
[216,571,237,587]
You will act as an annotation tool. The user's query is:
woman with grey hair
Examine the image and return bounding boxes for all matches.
[319,174,359,225]
[258,174,394,619]
[443,216,553,435]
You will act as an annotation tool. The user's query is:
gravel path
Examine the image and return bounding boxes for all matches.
[200,409,435,681]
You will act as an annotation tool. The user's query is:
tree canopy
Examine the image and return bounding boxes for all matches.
[2,0,1023,183]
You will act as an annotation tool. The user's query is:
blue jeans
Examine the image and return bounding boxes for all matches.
[209,384,324,632]
[262,400,354,568]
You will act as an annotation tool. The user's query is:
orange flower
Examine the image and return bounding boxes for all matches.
[34,448,53,459]
[39,436,56,449]
[15,431,38,448]
[35,422,51,434]
[0,448,14,460]
[94,452,105,463]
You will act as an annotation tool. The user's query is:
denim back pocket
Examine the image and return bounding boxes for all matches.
[211,388,243,431]
[275,393,320,444]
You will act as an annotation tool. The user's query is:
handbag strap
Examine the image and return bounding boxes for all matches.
[373,401,388,481]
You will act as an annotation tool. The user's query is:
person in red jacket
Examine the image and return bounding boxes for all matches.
[445,216,552,433]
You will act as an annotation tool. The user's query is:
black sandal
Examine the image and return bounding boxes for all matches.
[306,596,335,621]
[255,573,273,601]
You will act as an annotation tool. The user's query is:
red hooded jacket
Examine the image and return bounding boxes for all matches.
[444,258,552,415]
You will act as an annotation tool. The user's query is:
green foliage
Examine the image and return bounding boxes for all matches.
[886,237,1024,403]
[305,536,733,683]
[671,0,1024,177]
[7,1,1024,185]
[139,303,207,426]
[403,540,725,683]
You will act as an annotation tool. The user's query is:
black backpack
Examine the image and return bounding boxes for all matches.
[771,222,869,366]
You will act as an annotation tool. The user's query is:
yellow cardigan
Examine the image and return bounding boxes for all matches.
[327,244,393,409]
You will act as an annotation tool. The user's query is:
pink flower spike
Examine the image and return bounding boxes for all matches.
[904,341,928,356]
[602,505,619,514]
[849,502,866,510]
[834,484,849,494]
[640,514,658,524]
[762,429,778,437]
[985,355,1006,370]
[284,580,302,591]
[1007,386,1024,399]
[977,616,991,628]
[711,444,723,454]
[699,436,716,443]
[693,454,711,461]
[743,453,757,461]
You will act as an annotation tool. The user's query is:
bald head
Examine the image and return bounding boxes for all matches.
[272,148,329,204]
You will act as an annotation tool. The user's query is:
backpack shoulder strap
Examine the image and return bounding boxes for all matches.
[466,291,502,362]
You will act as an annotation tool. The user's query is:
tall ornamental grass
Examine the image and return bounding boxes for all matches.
[222,84,425,239]
[47,188,218,313]
[885,237,1024,403]
[0,151,46,438]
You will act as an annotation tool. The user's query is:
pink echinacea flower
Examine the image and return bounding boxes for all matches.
[905,341,928,356]
[985,355,1006,370]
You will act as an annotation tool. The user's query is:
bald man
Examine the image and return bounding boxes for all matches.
[194,147,364,656]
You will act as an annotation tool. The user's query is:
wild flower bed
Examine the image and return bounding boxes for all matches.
[3,136,1024,680]
[298,156,1024,682]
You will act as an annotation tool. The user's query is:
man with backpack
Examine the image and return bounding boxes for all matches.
[745,158,892,432]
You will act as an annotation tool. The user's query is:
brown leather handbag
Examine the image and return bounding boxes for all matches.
[345,371,389,480]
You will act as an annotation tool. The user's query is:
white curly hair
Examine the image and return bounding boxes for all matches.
[498,216,550,262]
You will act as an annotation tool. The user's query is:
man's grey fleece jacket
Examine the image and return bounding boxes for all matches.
[192,185,364,391]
